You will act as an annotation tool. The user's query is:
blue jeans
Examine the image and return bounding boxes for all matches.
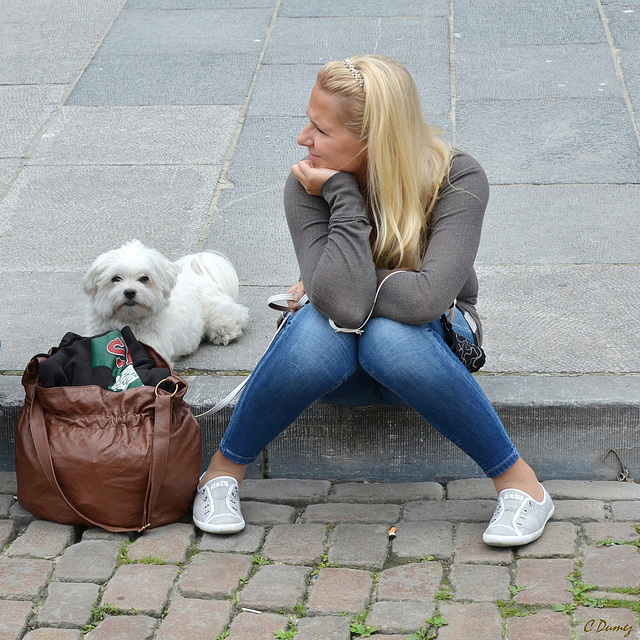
[219,304,519,478]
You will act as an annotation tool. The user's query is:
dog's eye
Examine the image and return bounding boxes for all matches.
[111,276,123,283]
[139,275,150,284]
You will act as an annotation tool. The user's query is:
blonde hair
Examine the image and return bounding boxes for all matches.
[316,55,452,270]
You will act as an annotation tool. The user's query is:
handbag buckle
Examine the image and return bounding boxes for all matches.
[154,379,179,397]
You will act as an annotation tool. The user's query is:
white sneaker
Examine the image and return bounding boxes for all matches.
[192,475,245,534]
[483,485,554,547]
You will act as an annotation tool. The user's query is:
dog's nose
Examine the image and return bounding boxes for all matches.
[124,289,137,300]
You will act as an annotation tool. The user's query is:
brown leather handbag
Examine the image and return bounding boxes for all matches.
[15,336,201,533]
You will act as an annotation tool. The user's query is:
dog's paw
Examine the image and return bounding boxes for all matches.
[208,326,244,346]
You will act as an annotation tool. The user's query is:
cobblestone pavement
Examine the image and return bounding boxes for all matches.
[1,473,640,640]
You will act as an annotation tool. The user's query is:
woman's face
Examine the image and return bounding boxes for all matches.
[297,84,367,176]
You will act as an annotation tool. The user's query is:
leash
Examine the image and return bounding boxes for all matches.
[194,273,403,418]
[194,293,308,419]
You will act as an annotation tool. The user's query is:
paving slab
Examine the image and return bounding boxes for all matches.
[1,2,640,635]
[178,551,252,598]
[23,630,82,640]
[477,184,640,265]
[326,524,390,570]
[620,49,640,113]
[37,581,100,628]
[582,544,640,589]
[307,567,374,615]
[241,500,298,526]
[329,481,443,503]
[515,522,578,558]
[199,524,265,554]
[376,562,443,602]
[457,99,640,184]
[68,53,257,106]
[544,480,640,501]
[366,601,436,635]
[453,522,513,564]
[514,558,575,605]
[304,502,400,525]
[279,0,450,17]
[98,8,272,55]
[263,17,450,65]
[53,540,121,583]
[240,478,332,505]
[391,521,454,561]
[0,165,221,272]
[582,522,640,544]
[0,495,13,518]
[552,500,606,522]
[100,564,179,615]
[611,501,640,521]
[574,606,640,640]
[84,615,157,640]
[126,523,195,564]
[29,105,241,166]
[449,563,511,602]
[0,21,112,84]
[477,265,640,373]
[604,5,640,49]
[438,602,503,640]
[453,0,605,45]
[261,523,327,565]
[238,564,311,613]
[294,616,351,640]
[0,558,53,600]
[155,597,232,640]
[7,521,75,559]
[0,86,67,157]
[227,611,290,640]
[0,601,32,640]
[0,518,16,547]
[506,609,573,640]
[456,44,622,100]
[404,499,496,523]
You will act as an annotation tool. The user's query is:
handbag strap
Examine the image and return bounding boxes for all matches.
[328,270,406,335]
[27,376,176,533]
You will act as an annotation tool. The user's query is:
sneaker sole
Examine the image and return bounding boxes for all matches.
[193,516,245,534]
[483,505,555,547]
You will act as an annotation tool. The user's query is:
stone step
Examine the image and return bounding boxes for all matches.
[2,374,639,482]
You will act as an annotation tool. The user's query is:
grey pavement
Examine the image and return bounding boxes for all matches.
[1,1,640,637]
[2,473,640,639]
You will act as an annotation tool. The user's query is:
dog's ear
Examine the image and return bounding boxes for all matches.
[83,256,105,297]
[152,259,179,299]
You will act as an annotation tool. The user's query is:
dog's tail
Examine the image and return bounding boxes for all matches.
[175,251,240,300]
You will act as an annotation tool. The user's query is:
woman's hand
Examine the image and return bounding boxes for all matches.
[291,160,339,196]
[286,281,306,313]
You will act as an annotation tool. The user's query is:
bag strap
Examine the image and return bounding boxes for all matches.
[27,377,177,533]
[326,270,405,335]
[267,292,309,311]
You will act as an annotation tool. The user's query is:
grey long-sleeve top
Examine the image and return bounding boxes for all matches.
[283,151,490,345]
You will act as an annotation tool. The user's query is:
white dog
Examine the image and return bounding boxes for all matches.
[83,240,249,361]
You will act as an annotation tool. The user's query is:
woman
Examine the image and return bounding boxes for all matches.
[193,55,554,547]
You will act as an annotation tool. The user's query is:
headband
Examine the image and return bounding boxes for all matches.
[344,59,366,93]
